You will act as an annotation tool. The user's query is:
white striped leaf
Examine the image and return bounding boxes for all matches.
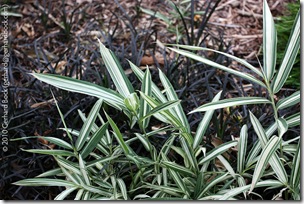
[56,157,81,175]
[80,122,109,159]
[193,91,222,149]
[197,173,231,198]
[168,47,267,88]
[75,99,103,151]
[162,161,195,177]
[190,97,270,113]
[249,136,280,193]
[169,45,263,77]
[98,40,134,97]
[276,91,300,110]
[105,113,130,155]
[219,180,283,200]
[237,125,248,173]
[290,142,300,189]
[128,60,168,103]
[139,68,152,129]
[277,118,288,138]
[272,11,300,93]
[159,68,190,132]
[75,189,85,200]
[262,0,277,81]
[15,136,73,150]
[78,155,90,185]
[217,155,236,178]
[13,178,77,187]
[134,133,151,151]
[36,168,62,178]
[21,149,74,157]
[198,141,237,165]
[249,112,288,183]
[54,187,78,200]
[31,73,125,110]
[116,178,128,200]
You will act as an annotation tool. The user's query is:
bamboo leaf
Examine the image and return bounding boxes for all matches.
[193,91,221,149]
[168,47,266,88]
[161,161,195,177]
[237,125,248,173]
[139,68,152,129]
[262,0,277,81]
[81,122,109,159]
[98,40,134,97]
[169,44,263,77]
[21,149,74,157]
[13,178,77,187]
[116,178,128,200]
[277,118,288,138]
[159,68,190,132]
[190,97,270,113]
[75,99,103,151]
[31,73,125,110]
[276,91,300,110]
[198,141,237,165]
[249,136,280,193]
[54,187,78,200]
[290,142,300,189]
[272,11,300,93]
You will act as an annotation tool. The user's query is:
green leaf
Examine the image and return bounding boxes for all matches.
[262,0,277,81]
[169,45,263,77]
[13,178,77,187]
[140,7,170,24]
[98,40,134,97]
[134,133,151,152]
[31,73,125,110]
[21,149,75,157]
[75,99,103,151]
[198,141,237,165]
[159,68,190,132]
[237,125,248,173]
[249,136,280,193]
[105,113,130,155]
[81,122,109,159]
[276,91,300,110]
[56,157,81,175]
[193,91,221,149]
[36,168,63,178]
[271,11,300,93]
[139,68,152,129]
[168,47,266,88]
[124,93,140,113]
[190,97,270,113]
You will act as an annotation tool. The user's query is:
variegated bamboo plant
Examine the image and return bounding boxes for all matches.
[13,0,300,200]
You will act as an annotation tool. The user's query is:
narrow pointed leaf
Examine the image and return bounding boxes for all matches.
[159,68,190,132]
[249,136,280,193]
[168,47,266,88]
[116,178,128,200]
[276,91,300,110]
[54,187,78,200]
[21,149,74,157]
[277,118,288,138]
[272,11,300,93]
[75,99,103,150]
[237,125,248,173]
[198,141,237,165]
[193,91,222,149]
[98,41,134,97]
[139,68,152,129]
[262,0,277,80]
[13,178,77,187]
[290,142,300,189]
[169,44,263,77]
[162,161,195,177]
[190,97,270,113]
[81,122,109,159]
[31,73,125,110]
